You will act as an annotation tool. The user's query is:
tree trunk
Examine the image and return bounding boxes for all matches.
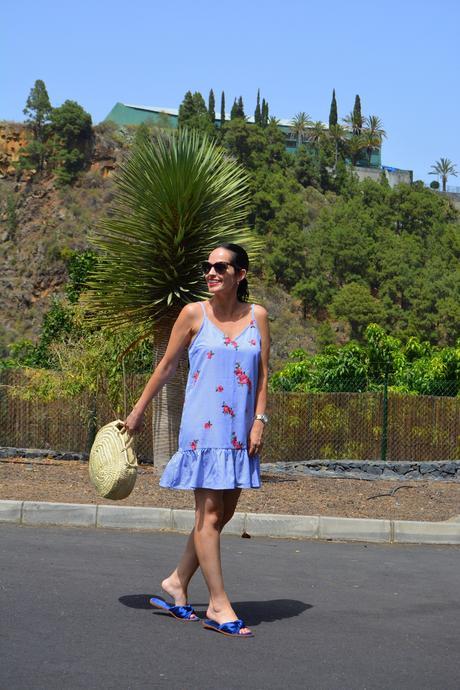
[150,314,189,467]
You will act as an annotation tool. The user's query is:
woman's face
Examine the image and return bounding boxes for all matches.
[205,248,246,296]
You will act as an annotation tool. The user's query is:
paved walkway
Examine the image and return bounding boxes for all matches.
[1,525,459,689]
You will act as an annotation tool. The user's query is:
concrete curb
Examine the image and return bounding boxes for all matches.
[1,500,460,545]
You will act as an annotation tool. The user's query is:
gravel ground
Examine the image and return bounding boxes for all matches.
[1,457,460,521]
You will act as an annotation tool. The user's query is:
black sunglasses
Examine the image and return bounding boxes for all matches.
[201,261,239,275]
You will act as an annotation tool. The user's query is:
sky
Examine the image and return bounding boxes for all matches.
[2,0,459,186]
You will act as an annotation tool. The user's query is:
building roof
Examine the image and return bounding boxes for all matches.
[121,102,298,128]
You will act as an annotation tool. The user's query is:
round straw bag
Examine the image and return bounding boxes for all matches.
[89,420,138,500]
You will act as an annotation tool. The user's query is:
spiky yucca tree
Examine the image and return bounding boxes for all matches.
[83,128,263,464]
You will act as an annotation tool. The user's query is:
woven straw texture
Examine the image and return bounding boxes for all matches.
[89,420,138,500]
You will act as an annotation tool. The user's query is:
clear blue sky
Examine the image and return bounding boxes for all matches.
[2,0,459,185]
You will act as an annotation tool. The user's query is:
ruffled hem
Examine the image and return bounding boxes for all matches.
[159,447,261,490]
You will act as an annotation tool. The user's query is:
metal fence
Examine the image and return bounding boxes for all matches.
[0,369,459,462]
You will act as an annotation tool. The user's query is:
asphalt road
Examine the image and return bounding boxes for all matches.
[1,525,459,690]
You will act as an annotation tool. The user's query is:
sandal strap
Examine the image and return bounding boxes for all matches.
[170,604,195,619]
[219,619,245,634]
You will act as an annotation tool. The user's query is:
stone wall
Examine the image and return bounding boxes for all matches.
[261,460,460,482]
[352,166,413,188]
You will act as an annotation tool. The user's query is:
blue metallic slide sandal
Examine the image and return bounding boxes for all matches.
[202,618,254,637]
[149,596,200,622]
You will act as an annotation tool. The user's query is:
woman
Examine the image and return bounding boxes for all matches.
[123,243,270,638]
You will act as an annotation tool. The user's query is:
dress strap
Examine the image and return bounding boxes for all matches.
[200,301,206,316]
[251,303,255,319]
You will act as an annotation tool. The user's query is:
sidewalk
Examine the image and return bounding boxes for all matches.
[2,499,460,545]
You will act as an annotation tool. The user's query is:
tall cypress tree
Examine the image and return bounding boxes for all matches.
[329,89,338,127]
[208,89,215,123]
[261,98,269,126]
[352,94,362,134]
[254,89,261,125]
[236,96,245,118]
[220,91,225,126]
[230,98,239,120]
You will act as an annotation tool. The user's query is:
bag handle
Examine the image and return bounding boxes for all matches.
[114,419,135,451]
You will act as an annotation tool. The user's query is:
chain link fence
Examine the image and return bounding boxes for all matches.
[0,369,459,462]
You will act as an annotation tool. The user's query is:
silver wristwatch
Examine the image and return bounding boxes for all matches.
[254,413,269,424]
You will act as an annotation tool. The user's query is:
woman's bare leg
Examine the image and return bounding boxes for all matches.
[161,488,242,605]
[194,488,251,635]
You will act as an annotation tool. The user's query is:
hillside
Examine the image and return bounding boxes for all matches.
[0,122,322,369]
[1,117,459,370]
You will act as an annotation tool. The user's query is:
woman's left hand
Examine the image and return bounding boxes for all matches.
[247,420,264,457]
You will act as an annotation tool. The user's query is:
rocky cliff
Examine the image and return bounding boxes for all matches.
[0,123,29,177]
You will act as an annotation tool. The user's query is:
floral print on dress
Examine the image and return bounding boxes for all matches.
[206,350,215,359]
[204,420,212,429]
[248,338,257,346]
[192,370,200,382]
[215,385,224,392]
[223,335,238,350]
[190,439,198,450]
[249,319,256,328]
[234,362,252,392]
[221,402,235,417]
[231,432,244,450]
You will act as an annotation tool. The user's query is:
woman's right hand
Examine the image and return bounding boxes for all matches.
[123,409,145,435]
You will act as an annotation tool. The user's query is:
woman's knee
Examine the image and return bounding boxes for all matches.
[194,490,224,531]
[221,489,241,528]
[221,506,236,528]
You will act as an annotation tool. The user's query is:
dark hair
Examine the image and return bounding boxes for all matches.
[216,242,250,302]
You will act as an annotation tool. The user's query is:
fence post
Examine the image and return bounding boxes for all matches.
[86,395,98,454]
[380,370,388,461]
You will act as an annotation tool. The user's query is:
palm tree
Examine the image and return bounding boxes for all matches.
[347,133,365,166]
[290,112,313,148]
[342,110,362,135]
[83,129,263,465]
[342,111,355,130]
[328,124,347,170]
[429,158,458,192]
[362,115,387,167]
[307,121,325,152]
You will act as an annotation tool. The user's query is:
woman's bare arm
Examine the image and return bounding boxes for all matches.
[247,304,270,455]
[123,303,199,432]
[253,305,270,416]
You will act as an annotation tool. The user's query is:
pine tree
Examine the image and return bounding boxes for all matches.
[352,94,362,134]
[254,89,261,125]
[220,91,225,126]
[329,89,338,127]
[192,92,207,115]
[178,91,195,127]
[208,89,215,123]
[236,96,245,119]
[23,79,52,142]
[230,98,239,120]
[49,100,93,186]
[178,90,216,137]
